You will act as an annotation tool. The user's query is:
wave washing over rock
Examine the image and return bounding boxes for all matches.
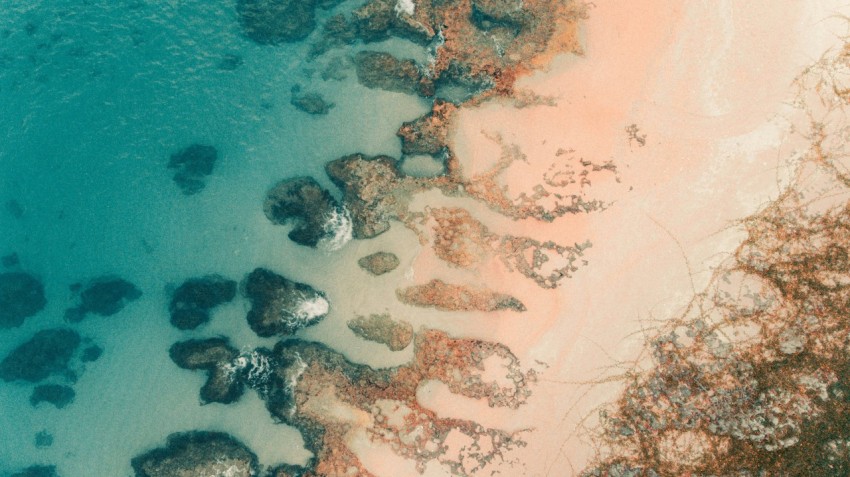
[3,0,845,476]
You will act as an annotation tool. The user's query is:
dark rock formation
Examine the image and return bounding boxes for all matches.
[30,384,75,409]
[34,430,53,448]
[168,275,237,330]
[11,466,60,477]
[357,252,399,275]
[130,431,258,477]
[217,54,243,71]
[2,252,19,267]
[0,272,46,328]
[167,144,217,195]
[169,338,242,404]
[243,268,329,337]
[0,328,81,382]
[268,463,315,477]
[290,85,333,115]
[347,313,413,351]
[237,0,317,45]
[263,177,341,248]
[5,199,24,218]
[354,51,434,97]
[65,276,141,322]
[325,153,407,238]
[80,345,103,363]
[397,279,526,312]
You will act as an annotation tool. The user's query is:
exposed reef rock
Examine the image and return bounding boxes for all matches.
[11,466,60,477]
[177,329,532,475]
[397,100,457,157]
[0,271,46,328]
[354,51,434,97]
[131,431,259,477]
[167,144,217,195]
[237,0,318,45]
[0,328,81,383]
[243,268,329,337]
[30,384,75,409]
[169,338,243,404]
[357,251,399,276]
[290,85,334,115]
[168,275,237,330]
[397,279,526,312]
[65,276,141,322]
[263,177,346,248]
[347,313,413,351]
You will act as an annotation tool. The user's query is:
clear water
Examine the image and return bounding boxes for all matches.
[0,0,430,475]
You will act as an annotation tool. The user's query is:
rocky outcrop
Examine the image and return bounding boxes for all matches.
[168,275,237,330]
[0,328,81,382]
[237,0,318,45]
[263,177,343,248]
[243,268,329,337]
[347,313,413,351]
[0,272,46,328]
[290,85,334,115]
[30,384,75,409]
[169,338,243,404]
[397,279,526,312]
[357,252,399,275]
[354,51,434,97]
[397,100,457,157]
[167,144,218,195]
[65,276,141,322]
[131,431,259,477]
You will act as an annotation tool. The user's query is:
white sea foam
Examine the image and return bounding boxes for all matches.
[293,295,330,322]
[395,0,415,16]
[317,206,352,251]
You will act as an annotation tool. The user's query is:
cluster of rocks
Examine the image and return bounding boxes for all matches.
[167,144,218,195]
[168,275,236,330]
[64,276,141,323]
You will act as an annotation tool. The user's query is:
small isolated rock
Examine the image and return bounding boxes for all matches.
[34,430,53,448]
[30,384,75,409]
[168,275,237,330]
[80,345,103,363]
[0,328,81,383]
[397,279,526,312]
[243,268,329,337]
[131,431,259,477]
[291,85,334,115]
[0,271,46,328]
[358,252,400,275]
[167,144,217,195]
[65,276,141,322]
[347,313,413,351]
[217,54,243,71]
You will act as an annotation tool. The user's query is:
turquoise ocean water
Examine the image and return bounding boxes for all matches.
[0,0,430,474]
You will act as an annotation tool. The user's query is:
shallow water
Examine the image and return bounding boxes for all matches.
[0,0,429,475]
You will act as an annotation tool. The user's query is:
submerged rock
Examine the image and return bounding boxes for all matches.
[0,272,46,328]
[80,345,103,363]
[357,251,399,275]
[354,51,433,97]
[168,275,237,330]
[65,276,141,322]
[2,252,19,267]
[169,338,242,404]
[131,431,258,477]
[397,279,526,312]
[34,430,53,448]
[217,53,243,71]
[5,199,24,219]
[347,313,413,351]
[11,466,60,477]
[290,85,334,115]
[0,328,81,382]
[243,267,329,337]
[167,144,217,195]
[30,384,75,409]
[263,177,346,248]
[237,0,317,45]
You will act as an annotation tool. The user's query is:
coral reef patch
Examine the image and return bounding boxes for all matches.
[0,272,46,328]
[64,276,141,322]
[29,384,75,409]
[0,329,81,383]
[167,144,218,196]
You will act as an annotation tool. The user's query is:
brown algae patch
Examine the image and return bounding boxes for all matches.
[397,279,526,312]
